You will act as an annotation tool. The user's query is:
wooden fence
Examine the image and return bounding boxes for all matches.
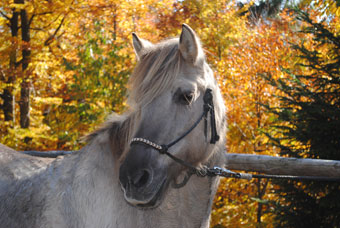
[225,153,340,177]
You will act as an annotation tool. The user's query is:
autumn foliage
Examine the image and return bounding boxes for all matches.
[1,0,339,227]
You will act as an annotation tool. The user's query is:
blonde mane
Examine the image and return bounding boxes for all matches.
[128,38,182,107]
[85,38,184,149]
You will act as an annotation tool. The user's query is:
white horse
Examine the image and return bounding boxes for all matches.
[0,24,227,228]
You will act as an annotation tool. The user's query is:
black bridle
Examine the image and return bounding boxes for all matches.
[130,88,222,188]
[130,88,340,188]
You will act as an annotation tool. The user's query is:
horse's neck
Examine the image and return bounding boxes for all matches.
[44,143,223,228]
[42,142,119,228]
[157,175,220,228]
[154,151,224,228]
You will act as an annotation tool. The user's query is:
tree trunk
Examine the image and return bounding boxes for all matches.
[2,7,19,121]
[19,6,31,128]
[256,178,268,226]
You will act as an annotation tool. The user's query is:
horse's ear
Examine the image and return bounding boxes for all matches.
[132,33,153,60]
[179,24,203,64]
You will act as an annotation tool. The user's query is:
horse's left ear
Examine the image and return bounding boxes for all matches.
[132,33,153,60]
[179,24,203,64]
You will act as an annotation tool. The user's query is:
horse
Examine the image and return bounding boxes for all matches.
[0,24,227,228]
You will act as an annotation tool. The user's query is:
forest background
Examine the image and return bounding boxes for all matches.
[1,0,339,227]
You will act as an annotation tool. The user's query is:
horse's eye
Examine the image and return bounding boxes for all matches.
[179,92,194,105]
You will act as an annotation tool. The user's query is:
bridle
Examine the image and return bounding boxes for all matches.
[129,88,340,186]
[130,88,223,188]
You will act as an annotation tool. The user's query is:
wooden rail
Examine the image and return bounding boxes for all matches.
[3,140,340,178]
[225,153,340,177]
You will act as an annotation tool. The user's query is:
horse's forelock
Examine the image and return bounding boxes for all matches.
[128,38,188,107]
[84,38,184,154]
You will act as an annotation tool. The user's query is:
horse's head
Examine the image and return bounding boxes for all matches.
[119,24,226,209]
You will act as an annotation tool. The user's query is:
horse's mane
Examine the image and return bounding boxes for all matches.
[85,38,183,152]
[128,38,181,107]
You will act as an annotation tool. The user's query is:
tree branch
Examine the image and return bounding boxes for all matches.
[0,10,10,20]
[28,14,35,26]
[30,27,45,31]
[0,69,5,81]
[44,15,66,46]
[35,11,54,16]
[15,59,23,67]
[29,11,53,26]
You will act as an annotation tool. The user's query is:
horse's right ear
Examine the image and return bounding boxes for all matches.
[132,33,153,60]
[179,24,203,64]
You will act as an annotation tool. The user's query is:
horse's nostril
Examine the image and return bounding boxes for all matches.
[132,169,150,188]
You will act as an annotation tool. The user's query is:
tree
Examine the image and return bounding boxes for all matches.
[44,21,131,149]
[238,0,285,22]
[211,9,303,227]
[264,9,340,227]
[0,0,165,149]
[0,0,74,129]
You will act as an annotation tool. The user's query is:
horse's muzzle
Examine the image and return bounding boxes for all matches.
[119,146,168,209]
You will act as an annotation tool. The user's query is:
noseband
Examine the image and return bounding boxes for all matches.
[130,88,220,188]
